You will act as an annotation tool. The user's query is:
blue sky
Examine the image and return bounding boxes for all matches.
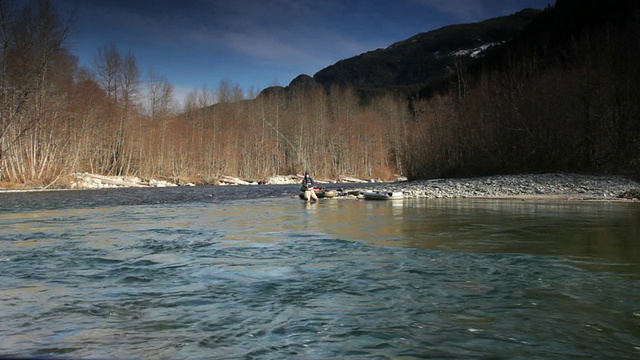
[57,0,552,103]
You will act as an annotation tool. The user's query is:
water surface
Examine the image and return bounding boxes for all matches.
[1,187,639,359]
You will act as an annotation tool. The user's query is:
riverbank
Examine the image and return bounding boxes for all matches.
[1,173,638,201]
[336,173,640,201]
[0,173,381,191]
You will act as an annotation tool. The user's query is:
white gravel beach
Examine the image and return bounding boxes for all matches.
[339,173,640,201]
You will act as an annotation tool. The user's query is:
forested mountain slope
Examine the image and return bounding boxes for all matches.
[259,9,542,100]
[313,9,541,97]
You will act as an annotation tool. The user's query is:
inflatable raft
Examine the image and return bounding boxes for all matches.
[363,190,403,200]
[299,187,337,200]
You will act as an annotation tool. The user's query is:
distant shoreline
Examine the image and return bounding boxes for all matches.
[1,173,639,202]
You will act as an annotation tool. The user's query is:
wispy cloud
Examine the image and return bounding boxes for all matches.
[408,0,551,22]
[176,0,383,70]
[408,0,489,22]
[70,0,411,69]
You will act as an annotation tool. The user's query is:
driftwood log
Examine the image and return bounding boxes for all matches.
[75,173,148,187]
[71,173,182,188]
[339,175,370,183]
[218,175,256,186]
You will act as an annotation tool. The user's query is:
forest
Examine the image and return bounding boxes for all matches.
[1,0,639,188]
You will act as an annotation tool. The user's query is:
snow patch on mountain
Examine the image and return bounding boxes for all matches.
[450,42,501,58]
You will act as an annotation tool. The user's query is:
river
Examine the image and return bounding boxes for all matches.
[1,185,639,359]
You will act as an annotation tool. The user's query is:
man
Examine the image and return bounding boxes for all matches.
[301,171,318,202]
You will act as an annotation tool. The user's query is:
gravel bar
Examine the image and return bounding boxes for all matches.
[337,173,640,201]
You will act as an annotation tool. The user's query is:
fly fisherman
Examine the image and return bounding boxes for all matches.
[301,171,318,203]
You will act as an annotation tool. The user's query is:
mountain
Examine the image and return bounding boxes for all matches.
[312,8,541,95]
[258,9,542,100]
[261,0,638,102]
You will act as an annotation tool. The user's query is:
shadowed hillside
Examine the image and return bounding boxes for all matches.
[312,9,542,99]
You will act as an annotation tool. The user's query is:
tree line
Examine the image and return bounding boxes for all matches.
[404,0,640,179]
[0,0,410,187]
[1,0,638,188]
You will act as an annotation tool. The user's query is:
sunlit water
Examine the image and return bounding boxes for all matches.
[1,186,639,359]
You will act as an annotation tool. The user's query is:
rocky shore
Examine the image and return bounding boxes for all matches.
[335,173,640,201]
[1,172,638,201]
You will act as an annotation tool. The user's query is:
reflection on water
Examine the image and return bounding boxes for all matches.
[1,190,639,359]
[309,199,640,270]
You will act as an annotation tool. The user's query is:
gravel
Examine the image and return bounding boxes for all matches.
[337,173,640,201]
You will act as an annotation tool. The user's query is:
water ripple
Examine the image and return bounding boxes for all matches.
[1,195,639,359]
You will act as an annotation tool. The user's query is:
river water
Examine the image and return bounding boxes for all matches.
[1,185,639,359]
